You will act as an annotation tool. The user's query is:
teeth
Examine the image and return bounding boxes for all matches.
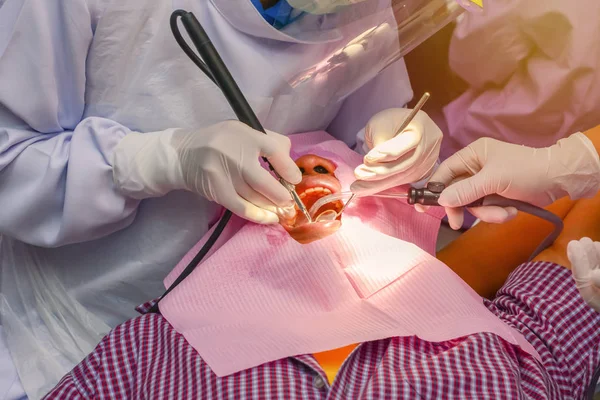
[298,187,333,197]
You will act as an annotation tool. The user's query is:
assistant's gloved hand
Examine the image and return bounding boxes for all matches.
[431,133,600,229]
[568,237,600,312]
[112,121,301,224]
[351,108,442,196]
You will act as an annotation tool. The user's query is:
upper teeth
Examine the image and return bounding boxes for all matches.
[299,187,332,199]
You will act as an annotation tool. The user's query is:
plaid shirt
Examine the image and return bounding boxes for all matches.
[44,262,600,399]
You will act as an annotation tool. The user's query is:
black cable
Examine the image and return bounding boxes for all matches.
[481,196,563,261]
[410,184,564,261]
[148,11,231,314]
[175,10,278,173]
[148,211,232,314]
[151,9,289,313]
[170,10,216,85]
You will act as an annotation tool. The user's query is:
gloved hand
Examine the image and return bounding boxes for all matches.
[112,121,301,224]
[351,108,442,195]
[567,237,600,312]
[431,133,600,229]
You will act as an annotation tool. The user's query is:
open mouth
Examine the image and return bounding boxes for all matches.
[297,185,344,224]
[278,154,345,244]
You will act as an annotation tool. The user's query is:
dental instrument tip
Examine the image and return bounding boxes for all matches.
[394,92,431,136]
[285,182,312,223]
[338,193,356,215]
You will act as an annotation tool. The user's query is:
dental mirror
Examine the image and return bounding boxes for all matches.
[315,209,339,222]
[309,192,356,221]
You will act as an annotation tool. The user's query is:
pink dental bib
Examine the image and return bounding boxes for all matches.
[159,131,540,377]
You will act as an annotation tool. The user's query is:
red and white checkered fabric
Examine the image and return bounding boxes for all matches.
[45,262,600,399]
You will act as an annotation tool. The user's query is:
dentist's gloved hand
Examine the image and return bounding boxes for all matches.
[351,108,442,196]
[567,237,600,312]
[112,121,301,224]
[431,133,600,229]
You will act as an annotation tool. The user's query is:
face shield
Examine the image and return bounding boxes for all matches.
[238,0,469,108]
[286,0,374,15]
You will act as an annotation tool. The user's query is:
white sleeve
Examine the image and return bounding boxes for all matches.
[0,0,146,247]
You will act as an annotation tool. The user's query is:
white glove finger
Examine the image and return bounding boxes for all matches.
[261,132,302,184]
[437,172,492,208]
[467,206,518,224]
[586,289,600,312]
[591,270,600,288]
[235,179,281,213]
[592,241,600,287]
[567,239,583,269]
[244,165,294,208]
[214,181,280,225]
[364,108,413,149]
[568,239,600,310]
[430,145,482,185]
[568,239,592,281]
[364,129,420,163]
[586,238,600,272]
[356,136,440,182]
[414,204,429,213]
[445,207,464,230]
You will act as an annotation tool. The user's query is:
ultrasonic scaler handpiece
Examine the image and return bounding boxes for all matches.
[407,182,484,207]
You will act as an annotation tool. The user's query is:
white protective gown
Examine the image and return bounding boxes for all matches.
[441,0,600,160]
[0,0,412,397]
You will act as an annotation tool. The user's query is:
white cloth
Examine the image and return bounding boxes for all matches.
[0,327,26,400]
[0,0,412,398]
[568,237,600,312]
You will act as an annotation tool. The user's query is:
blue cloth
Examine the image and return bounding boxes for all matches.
[250,0,304,29]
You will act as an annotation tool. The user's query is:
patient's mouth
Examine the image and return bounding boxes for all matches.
[297,186,343,224]
[279,155,344,244]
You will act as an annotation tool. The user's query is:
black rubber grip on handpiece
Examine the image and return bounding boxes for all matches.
[407,182,485,207]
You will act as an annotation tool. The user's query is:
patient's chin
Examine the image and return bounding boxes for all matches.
[283,220,342,244]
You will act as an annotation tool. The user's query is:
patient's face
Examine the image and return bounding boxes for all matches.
[279,154,344,244]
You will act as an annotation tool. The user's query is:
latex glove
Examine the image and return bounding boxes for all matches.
[112,121,301,224]
[431,133,600,229]
[351,108,442,196]
[567,237,600,312]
